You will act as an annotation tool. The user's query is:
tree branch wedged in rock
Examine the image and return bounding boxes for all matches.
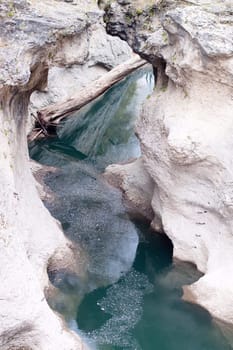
[37,55,146,128]
[35,55,147,137]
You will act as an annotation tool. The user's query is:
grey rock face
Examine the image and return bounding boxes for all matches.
[105,0,233,86]
[0,1,89,87]
[104,0,233,327]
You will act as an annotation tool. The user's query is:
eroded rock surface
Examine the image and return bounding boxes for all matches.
[29,2,132,124]
[104,0,233,324]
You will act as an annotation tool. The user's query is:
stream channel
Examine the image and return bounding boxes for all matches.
[29,69,232,350]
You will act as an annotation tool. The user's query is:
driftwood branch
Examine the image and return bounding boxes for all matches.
[35,55,147,136]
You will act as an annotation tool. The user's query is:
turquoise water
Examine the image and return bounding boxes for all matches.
[30,70,153,169]
[29,70,232,350]
[77,225,231,350]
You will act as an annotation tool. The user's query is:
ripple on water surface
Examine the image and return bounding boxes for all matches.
[77,230,232,350]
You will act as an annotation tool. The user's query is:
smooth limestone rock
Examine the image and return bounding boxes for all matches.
[29,8,132,124]
[105,158,155,222]
[104,0,233,325]
[0,0,130,348]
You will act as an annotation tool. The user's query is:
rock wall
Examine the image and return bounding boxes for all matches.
[104,0,233,325]
[0,0,130,348]
[29,4,131,122]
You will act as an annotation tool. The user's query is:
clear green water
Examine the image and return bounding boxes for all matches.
[29,70,232,350]
[30,70,153,169]
[77,225,231,350]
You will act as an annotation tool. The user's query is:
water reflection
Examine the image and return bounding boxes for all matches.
[30,69,154,169]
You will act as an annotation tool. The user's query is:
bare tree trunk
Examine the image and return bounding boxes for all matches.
[34,55,146,138]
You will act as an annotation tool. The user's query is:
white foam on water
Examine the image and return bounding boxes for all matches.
[88,269,153,349]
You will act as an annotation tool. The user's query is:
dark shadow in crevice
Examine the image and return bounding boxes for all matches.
[132,219,173,277]
[153,57,169,90]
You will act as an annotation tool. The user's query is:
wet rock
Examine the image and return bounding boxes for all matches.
[44,162,139,289]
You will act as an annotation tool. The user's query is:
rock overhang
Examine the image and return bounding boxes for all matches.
[0,0,103,88]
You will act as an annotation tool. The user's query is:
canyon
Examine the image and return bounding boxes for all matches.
[1,0,233,349]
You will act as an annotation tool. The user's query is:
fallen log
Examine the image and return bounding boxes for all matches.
[33,55,147,139]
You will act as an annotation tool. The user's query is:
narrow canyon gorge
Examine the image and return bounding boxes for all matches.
[0,0,233,349]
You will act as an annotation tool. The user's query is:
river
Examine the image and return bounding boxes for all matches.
[29,69,231,350]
